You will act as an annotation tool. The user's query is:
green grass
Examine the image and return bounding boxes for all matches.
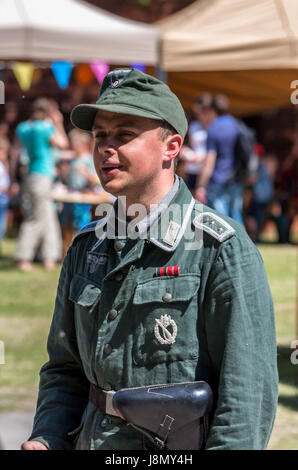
[0,238,297,448]
[0,238,60,410]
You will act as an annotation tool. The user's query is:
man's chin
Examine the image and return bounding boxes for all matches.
[101,180,126,198]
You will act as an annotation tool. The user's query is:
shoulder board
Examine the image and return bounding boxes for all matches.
[193,211,235,242]
[71,219,106,245]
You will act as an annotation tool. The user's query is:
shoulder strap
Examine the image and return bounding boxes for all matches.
[193,211,235,243]
[71,220,102,245]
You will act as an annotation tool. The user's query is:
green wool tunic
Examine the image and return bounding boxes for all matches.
[29,177,278,450]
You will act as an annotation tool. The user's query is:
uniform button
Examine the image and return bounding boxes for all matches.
[103,344,112,355]
[101,417,109,427]
[114,240,125,251]
[109,309,118,320]
[162,292,172,302]
[103,382,112,391]
[115,272,124,281]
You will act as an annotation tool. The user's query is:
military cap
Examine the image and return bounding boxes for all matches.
[71,68,188,140]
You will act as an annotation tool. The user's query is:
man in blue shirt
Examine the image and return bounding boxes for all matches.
[15,98,68,271]
[195,95,243,225]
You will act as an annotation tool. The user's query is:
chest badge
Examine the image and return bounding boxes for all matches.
[87,252,108,273]
[154,314,177,345]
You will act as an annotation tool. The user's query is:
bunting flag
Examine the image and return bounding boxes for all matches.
[74,64,94,85]
[90,61,109,84]
[51,61,73,89]
[12,62,35,91]
[32,68,42,85]
[130,63,146,73]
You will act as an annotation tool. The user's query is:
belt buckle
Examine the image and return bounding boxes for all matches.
[105,390,117,417]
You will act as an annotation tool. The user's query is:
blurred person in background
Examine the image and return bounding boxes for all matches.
[0,138,10,253]
[268,140,298,243]
[179,94,208,195]
[195,94,243,225]
[14,98,68,271]
[58,128,98,258]
[244,145,274,243]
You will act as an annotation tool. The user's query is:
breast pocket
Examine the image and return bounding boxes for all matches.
[132,274,200,366]
[69,274,102,365]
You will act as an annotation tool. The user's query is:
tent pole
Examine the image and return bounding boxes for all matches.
[156,38,167,83]
[157,64,167,83]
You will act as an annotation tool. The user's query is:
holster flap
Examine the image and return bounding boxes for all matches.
[113,381,213,450]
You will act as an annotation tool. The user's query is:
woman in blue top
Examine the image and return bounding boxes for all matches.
[14,98,69,271]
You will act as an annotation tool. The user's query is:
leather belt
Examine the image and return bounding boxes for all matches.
[89,383,119,417]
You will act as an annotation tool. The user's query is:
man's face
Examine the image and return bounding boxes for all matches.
[92,110,167,200]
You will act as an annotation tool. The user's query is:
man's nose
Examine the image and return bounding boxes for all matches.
[103,144,117,158]
[94,138,117,156]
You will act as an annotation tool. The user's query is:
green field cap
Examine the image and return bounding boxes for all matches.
[71,68,188,139]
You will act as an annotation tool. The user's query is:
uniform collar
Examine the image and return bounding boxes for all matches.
[147,177,195,252]
[91,175,195,253]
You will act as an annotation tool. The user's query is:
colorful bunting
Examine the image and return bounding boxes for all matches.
[12,62,35,91]
[90,61,109,84]
[130,63,146,73]
[51,61,73,89]
[32,68,42,85]
[74,64,94,85]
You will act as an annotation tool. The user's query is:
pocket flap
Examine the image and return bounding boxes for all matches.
[133,274,200,305]
[69,274,101,307]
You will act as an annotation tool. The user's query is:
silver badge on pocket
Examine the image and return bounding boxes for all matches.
[154,314,177,345]
[87,252,108,273]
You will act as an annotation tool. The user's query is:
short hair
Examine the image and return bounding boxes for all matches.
[193,92,213,111]
[158,120,177,141]
[212,94,230,115]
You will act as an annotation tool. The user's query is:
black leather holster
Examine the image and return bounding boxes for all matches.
[112,381,213,450]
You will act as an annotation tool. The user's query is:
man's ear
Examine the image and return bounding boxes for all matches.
[163,134,183,163]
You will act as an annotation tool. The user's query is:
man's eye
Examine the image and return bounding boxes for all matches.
[95,133,106,140]
[120,131,132,136]
[119,131,134,139]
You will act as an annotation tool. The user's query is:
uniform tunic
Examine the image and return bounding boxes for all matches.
[29,177,278,450]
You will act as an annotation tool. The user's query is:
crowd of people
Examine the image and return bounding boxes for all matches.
[176,93,297,244]
[0,97,103,270]
[0,92,296,270]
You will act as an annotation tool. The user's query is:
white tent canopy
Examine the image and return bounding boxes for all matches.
[159,0,298,71]
[0,0,159,65]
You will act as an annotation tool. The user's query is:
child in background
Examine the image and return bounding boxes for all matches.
[59,129,99,257]
[0,138,10,252]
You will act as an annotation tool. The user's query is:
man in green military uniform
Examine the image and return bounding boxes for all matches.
[22,68,278,451]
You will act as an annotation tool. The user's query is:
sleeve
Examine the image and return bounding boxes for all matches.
[42,122,55,141]
[203,236,278,450]
[28,247,90,450]
[206,129,218,153]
